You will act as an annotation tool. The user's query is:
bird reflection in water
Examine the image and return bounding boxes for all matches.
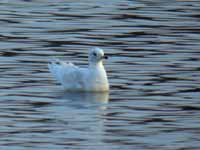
[54,90,109,112]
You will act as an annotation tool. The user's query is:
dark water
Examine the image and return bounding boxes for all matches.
[0,0,200,149]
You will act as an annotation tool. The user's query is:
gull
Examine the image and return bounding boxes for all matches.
[48,47,109,92]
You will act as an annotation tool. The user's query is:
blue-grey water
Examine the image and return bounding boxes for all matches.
[0,0,200,150]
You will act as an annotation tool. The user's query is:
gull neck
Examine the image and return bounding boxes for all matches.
[89,61,103,69]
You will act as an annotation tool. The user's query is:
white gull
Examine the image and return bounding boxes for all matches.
[48,47,109,92]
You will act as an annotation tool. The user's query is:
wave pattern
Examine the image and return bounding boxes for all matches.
[0,0,200,149]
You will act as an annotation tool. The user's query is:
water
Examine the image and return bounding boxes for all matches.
[0,0,200,149]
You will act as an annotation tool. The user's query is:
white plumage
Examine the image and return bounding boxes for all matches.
[48,47,109,92]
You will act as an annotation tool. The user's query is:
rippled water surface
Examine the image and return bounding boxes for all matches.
[0,0,200,149]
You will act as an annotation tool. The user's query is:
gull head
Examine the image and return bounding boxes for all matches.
[89,47,108,64]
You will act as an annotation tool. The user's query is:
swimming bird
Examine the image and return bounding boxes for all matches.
[48,47,109,92]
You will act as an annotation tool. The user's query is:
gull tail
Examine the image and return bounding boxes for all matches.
[48,58,63,83]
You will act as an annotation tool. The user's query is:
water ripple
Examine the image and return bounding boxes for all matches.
[0,0,200,149]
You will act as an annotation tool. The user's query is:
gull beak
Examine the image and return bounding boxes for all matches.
[103,55,108,59]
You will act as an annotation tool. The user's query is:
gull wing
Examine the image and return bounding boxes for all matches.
[48,59,85,90]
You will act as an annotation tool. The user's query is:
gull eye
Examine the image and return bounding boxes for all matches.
[93,52,97,56]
